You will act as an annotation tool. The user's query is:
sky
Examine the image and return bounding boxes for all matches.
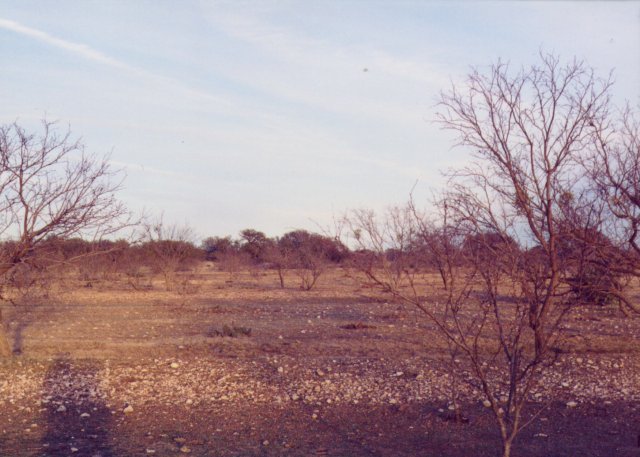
[1,1,639,241]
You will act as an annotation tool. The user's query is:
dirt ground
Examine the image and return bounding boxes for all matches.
[1,266,640,456]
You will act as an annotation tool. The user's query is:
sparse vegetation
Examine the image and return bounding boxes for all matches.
[0,54,638,457]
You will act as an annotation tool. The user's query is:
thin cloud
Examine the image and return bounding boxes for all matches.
[0,17,133,71]
[0,17,236,109]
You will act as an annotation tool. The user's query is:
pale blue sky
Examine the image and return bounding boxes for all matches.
[1,1,639,239]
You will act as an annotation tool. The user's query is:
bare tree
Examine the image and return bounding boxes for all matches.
[346,54,619,457]
[433,53,616,457]
[264,237,292,288]
[583,106,640,312]
[143,217,200,291]
[0,120,129,356]
[279,230,344,290]
[345,202,475,422]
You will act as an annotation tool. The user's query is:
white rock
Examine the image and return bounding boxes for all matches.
[56,405,66,413]
[566,401,578,408]
[123,405,134,414]
[170,362,179,369]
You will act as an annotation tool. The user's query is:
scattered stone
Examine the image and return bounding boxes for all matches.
[123,405,134,414]
[170,362,179,369]
[180,445,191,453]
[566,401,578,408]
[146,449,156,454]
[80,412,90,418]
[262,440,270,446]
[56,405,66,413]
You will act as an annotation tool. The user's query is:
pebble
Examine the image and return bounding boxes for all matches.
[180,445,191,453]
[56,405,66,413]
[566,401,578,408]
[170,362,179,369]
[123,405,134,414]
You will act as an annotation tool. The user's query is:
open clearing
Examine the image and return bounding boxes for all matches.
[1,266,640,456]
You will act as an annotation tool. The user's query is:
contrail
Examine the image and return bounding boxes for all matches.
[0,17,133,71]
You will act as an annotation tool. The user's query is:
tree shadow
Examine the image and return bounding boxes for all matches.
[12,318,28,355]
[41,355,114,457]
[4,300,63,355]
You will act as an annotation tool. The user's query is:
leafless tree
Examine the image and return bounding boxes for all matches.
[264,238,292,288]
[583,106,640,312]
[0,120,129,356]
[279,230,343,291]
[143,217,200,292]
[345,202,475,422]
[433,53,616,456]
[347,54,619,457]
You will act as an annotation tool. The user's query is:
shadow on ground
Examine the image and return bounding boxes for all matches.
[41,355,114,457]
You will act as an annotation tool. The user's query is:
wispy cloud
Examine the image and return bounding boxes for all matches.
[0,17,239,109]
[202,8,448,126]
[0,17,133,71]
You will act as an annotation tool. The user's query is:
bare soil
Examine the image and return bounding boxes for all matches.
[1,266,640,456]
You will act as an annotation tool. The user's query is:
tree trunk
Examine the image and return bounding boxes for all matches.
[502,438,513,457]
